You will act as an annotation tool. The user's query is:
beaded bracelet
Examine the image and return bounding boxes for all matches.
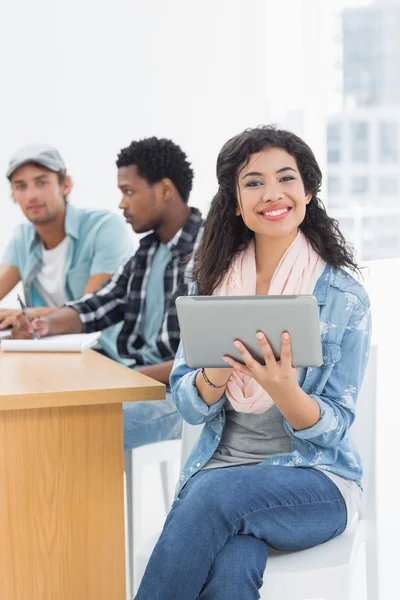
[200,368,230,389]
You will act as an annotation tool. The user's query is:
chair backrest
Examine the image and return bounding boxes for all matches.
[181,346,378,521]
[180,422,204,470]
[350,344,378,521]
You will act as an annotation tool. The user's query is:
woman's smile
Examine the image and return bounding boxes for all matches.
[257,205,292,221]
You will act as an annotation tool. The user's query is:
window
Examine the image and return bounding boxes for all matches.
[351,176,369,194]
[379,177,398,195]
[350,121,369,163]
[327,122,341,164]
[327,175,341,195]
[362,215,400,259]
[379,122,398,163]
[334,217,356,246]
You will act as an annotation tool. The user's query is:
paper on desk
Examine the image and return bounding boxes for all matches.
[0,332,101,352]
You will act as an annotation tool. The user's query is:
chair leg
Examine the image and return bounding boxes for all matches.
[366,535,379,600]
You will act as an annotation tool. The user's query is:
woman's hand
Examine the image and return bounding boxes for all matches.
[223,332,299,398]
[224,332,320,431]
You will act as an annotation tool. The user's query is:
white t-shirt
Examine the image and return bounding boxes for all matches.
[35,236,71,307]
[318,469,362,529]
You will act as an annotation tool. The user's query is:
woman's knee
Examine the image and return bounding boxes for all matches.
[214,535,267,577]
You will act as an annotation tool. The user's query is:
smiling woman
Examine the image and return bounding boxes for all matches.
[135,125,372,600]
[194,125,358,297]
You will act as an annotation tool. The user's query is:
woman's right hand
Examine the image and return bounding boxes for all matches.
[12,313,50,339]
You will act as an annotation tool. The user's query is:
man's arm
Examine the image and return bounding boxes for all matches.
[0,264,21,300]
[0,270,111,330]
[12,306,83,339]
[0,306,59,330]
[83,273,112,295]
[67,260,131,332]
[137,361,175,385]
[13,257,134,339]
[41,307,83,335]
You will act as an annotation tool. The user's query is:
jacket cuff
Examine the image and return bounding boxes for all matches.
[285,395,336,440]
[175,370,226,420]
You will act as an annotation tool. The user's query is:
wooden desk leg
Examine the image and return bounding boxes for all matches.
[0,403,126,600]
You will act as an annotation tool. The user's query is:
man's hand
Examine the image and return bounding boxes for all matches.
[0,308,21,330]
[12,313,50,339]
[136,361,175,385]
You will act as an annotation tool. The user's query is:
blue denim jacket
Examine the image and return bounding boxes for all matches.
[170,265,371,495]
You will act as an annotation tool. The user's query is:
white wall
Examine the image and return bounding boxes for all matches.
[0,0,267,260]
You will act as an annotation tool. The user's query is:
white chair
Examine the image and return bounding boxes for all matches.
[124,439,181,599]
[135,346,378,599]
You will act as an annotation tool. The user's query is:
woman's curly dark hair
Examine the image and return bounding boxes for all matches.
[194,125,358,295]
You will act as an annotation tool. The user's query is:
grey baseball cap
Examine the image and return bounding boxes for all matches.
[6,144,66,179]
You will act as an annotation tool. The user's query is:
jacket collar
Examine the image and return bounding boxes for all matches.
[29,203,80,251]
[138,207,203,256]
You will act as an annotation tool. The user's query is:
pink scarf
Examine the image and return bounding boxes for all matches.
[214,230,326,414]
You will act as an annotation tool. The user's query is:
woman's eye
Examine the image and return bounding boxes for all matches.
[245,181,262,188]
[280,176,294,183]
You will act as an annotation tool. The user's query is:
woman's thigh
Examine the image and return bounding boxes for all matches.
[177,465,347,552]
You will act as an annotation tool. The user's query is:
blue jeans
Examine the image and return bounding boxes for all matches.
[123,392,182,451]
[135,464,347,600]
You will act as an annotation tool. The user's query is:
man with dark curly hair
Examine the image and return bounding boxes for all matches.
[13,137,203,450]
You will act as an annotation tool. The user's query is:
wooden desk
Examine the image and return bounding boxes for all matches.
[0,350,165,600]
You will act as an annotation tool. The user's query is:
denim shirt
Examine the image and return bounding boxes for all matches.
[170,265,372,495]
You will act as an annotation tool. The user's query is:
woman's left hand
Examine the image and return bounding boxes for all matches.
[223,332,299,397]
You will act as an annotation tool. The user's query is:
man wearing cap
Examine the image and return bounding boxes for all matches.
[0,144,133,362]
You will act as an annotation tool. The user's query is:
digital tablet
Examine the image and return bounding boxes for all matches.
[175,295,323,369]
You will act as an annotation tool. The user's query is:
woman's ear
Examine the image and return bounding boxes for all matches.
[235,203,241,216]
[305,192,312,205]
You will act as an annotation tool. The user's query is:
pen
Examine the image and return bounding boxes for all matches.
[16,294,37,339]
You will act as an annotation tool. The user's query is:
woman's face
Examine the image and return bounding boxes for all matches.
[236,147,312,241]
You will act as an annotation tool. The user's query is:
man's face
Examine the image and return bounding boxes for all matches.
[10,164,70,225]
[118,165,165,233]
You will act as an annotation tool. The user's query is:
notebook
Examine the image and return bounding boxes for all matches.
[0,332,101,353]
[0,329,12,339]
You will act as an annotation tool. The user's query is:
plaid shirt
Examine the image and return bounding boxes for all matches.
[67,207,203,364]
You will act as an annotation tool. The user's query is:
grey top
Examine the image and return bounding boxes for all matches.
[204,401,291,469]
[203,399,362,528]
